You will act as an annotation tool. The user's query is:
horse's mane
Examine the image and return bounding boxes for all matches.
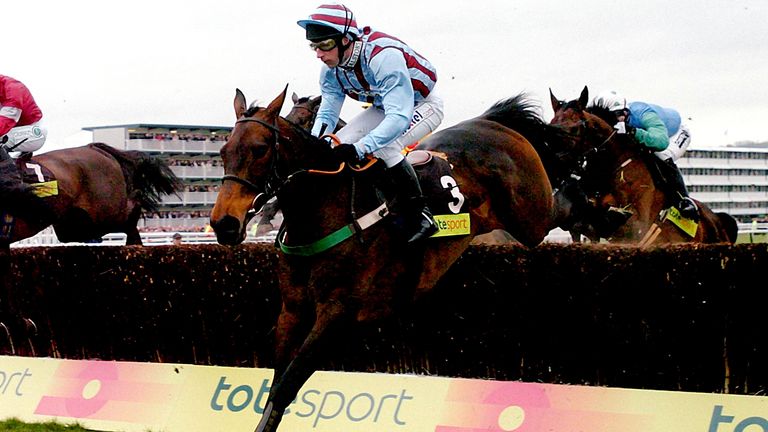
[585,100,615,127]
[481,93,544,129]
[481,93,568,144]
[243,103,262,118]
[294,96,313,104]
[480,93,569,181]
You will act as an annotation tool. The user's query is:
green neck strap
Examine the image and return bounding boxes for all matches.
[277,224,356,256]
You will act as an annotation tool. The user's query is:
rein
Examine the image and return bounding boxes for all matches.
[222,115,388,255]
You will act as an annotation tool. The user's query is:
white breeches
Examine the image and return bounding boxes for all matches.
[655,123,691,162]
[2,121,47,153]
[336,86,444,167]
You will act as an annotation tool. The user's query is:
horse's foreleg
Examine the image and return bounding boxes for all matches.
[255,300,345,432]
[0,245,16,355]
[125,227,143,246]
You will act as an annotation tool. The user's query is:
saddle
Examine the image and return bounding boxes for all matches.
[345,150,471,238]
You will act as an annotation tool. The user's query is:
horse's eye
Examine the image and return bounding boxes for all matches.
[251,145,268,159]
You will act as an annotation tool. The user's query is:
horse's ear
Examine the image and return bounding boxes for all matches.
[578,86,589,109]
[549,88,561,111]
[292,92,299,104]
[265,84,289,119]
[234,89,247,118]
[311,95,322,111]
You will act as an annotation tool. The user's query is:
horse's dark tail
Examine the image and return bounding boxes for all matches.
[716,212,739,244]
[88,143,183,213]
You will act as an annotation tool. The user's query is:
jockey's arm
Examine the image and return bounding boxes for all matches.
[633,111,670,151]
[354,51,412,156]
[0,104,22,137]
[312,67,345,137]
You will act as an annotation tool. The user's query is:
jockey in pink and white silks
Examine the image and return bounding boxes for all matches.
[1,75,47,154]
[298,3,445,242]
[1,74,48,191]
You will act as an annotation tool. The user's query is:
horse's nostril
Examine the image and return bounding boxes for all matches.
[211,215,244,245]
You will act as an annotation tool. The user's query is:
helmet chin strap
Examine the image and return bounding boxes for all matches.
[338,40,362,69]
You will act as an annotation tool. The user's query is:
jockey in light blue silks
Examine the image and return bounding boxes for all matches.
[593,90,698,219]
[298,3,445,243]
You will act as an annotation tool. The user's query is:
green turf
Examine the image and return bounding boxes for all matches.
[0,419,96,432]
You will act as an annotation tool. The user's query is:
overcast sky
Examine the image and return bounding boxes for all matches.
[4,0,767,151]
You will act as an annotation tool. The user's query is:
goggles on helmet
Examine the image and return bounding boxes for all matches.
[309,38,338,52]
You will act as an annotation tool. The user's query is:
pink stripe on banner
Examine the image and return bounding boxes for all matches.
[33,360,176,422]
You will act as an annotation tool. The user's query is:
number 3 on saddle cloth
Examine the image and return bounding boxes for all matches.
[0,156,58,240]
[406,150,470,238]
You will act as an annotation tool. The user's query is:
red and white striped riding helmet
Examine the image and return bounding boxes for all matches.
[297,3,362,40]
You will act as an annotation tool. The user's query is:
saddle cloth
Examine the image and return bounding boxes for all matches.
[15,155,58,197]
[0,156,58,240]
[408,150,471,237]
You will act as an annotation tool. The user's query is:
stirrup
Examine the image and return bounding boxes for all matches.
[678,197,699,219]
[406,211,438,243]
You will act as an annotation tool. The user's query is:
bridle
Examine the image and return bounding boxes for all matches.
[220,116,283,213]
[555,107,618,173]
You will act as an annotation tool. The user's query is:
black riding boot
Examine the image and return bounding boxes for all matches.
[387,159,438,243]
[663,158,698,219]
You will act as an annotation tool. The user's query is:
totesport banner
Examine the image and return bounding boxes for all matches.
[1,355,767,432]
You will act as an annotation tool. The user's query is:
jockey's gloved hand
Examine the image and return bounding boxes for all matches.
[321,136,334,146]
[332,144,360,165]
[613,121,635,135]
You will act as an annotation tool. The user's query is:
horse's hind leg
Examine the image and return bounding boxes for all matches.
[255,301,345,432]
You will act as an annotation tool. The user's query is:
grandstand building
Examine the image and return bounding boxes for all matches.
[83,123,768,230]
[83,123,232,232]
[680,145,768,223]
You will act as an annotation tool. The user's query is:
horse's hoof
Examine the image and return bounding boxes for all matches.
[0,322,16,355]
[254,401,283,432]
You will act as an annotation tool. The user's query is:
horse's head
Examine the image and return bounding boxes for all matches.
[211,87,288,244]
[211,86,337,245]
[549,86,637,168]
[286,93,322,131]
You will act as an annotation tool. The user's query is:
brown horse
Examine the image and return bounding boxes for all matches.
[1,142,181,246]
[210,86,559,432]
[548,86,737,245]
[0,142,181,353]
